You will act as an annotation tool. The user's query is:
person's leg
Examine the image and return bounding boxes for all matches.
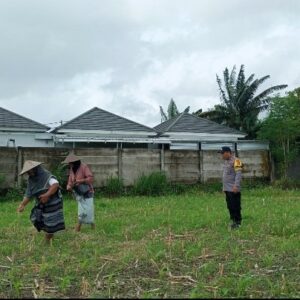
[45,233,54,244]
[225,192,235,222]
[232,192,242,225]
[75,223,81,232]
[76,195,84,232]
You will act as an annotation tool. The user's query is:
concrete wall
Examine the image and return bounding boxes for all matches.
[0,148,18,188]
[0,132,54,148]
[0,147,271,189]
[201,150,271,182]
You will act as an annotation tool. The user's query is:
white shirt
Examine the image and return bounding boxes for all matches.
[49,178,59,186]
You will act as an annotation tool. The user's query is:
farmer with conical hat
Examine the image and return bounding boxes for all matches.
[17,160,65,243]
[62,153,95,232]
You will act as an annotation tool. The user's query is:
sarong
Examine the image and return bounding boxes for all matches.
[31,194,65,233]
[75,193,95,224]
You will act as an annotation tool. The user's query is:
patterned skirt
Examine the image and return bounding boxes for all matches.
[30,195,65,234]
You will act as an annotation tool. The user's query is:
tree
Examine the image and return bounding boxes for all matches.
[258,89,300,178]
[160,98,190,122]
[195,65,287,138]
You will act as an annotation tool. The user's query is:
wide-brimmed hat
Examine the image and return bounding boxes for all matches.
[19,160,43,176]
[61,153,81,164]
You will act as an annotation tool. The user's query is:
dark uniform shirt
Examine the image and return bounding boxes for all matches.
[222,156,243,192]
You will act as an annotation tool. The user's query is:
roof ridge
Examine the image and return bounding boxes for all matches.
[95,107,155,132]
[163,112,186,132]
[54,107,155,133]
[0,107,49,130]
[53,106,97,131]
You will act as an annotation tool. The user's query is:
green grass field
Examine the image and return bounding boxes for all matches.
[1,187,299,298]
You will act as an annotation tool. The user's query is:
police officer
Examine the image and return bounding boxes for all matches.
[219,146,243,229]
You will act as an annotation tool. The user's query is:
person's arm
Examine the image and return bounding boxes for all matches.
[66,171,74,191]
[39,183,59,204]
[233,159,243,193]
[17,197,30,213]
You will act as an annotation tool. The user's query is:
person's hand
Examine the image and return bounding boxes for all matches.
[67,185,73,192]
[39,193,49,204]
[17,203,25,213]
[232,186,239,193]
[75,179,84,185]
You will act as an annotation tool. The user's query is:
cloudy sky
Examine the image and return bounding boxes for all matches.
[0,0,299,128]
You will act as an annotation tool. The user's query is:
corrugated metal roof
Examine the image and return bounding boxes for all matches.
[154,112,245,136]
[170,142,199,150]
[0,107,49,131]
[54,107,156,133]
[201,141,235,150]
[237,141,269,150]
[54,135,171,144]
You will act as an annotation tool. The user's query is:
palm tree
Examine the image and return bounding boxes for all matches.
[196,65,287,138]
[160,98,190,122]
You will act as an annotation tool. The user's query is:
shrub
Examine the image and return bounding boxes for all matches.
[242,178,270,189]
[105,176,124,197]
[272,178,300,190]
[51,164,69,190]
[168,183,188,194]
[133,171,168,196]
[198,181,223,193]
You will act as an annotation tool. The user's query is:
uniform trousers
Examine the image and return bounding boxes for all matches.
[225,191,242,224]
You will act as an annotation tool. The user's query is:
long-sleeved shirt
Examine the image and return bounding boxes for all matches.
[222,156,242,192]
[67,163,94,194]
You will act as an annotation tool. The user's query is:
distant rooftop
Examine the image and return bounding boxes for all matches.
[0,107,49,132]
[54,107,156,133]
[154,112,245,136]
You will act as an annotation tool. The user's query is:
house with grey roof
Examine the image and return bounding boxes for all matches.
[0,107,52,147]
[52,107,165,148]
[153,112,267,151]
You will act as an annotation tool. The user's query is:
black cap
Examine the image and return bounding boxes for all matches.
[218,146,232,154]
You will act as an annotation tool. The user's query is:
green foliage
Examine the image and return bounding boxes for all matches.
[196,65,287,138]
[104,176,124,197]
[272,178,300,190]
[51,164,69,191]
[258,88,300,178]
[4,187,24,201]
[133,171,168,196]
[197,181,223,193]
[160,98,190,122]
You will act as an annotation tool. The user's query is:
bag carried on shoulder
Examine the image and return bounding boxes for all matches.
[73,183,90,196]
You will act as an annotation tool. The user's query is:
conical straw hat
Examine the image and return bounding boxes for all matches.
[61,153,81,164]
[19,160,43,175]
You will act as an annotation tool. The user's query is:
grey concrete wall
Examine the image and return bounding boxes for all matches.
[0,147,18,188]
[201,150,271,183]
[164,150,200,183]
[121,149,161,186]
[0,147,271,189]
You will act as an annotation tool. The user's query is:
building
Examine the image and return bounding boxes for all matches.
[52,107,164,148]
[0,107,52,147]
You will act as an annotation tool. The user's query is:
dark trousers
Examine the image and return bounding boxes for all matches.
[225,191,242,224]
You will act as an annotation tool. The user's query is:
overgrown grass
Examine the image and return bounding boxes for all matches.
[0,187,299,298]
[104,176,124,197]
[133,171,169,196]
